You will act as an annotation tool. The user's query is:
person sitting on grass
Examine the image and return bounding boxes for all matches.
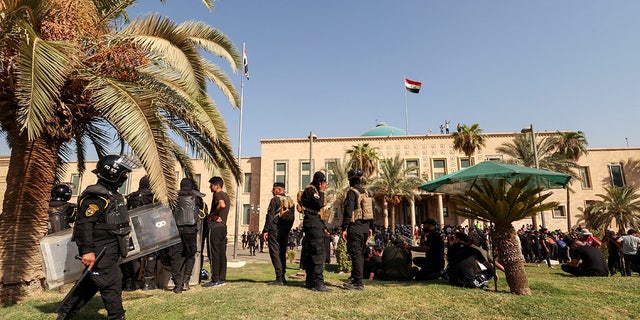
[561,239,609,277]
[446,232,493,288]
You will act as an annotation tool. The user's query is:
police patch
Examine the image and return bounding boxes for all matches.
[85,204,99,217]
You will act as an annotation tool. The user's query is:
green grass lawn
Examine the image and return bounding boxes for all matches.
[2,262,639,320]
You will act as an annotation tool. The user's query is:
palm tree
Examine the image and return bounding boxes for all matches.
[345,143,379,179]
[369,155,423,231]
[583,186,640,234]
[455,177,559,295]
[496,133,579,179]
[451,123,487,164]
[556,131,589,161]
[0,0,240,299]
[324,159,350,226]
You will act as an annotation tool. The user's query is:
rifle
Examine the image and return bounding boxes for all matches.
[56,246,107,313]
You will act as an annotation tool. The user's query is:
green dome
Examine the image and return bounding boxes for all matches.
[361,122,407,137]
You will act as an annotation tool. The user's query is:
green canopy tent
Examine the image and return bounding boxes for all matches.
[418,161,571,292]
[419,161,571,194]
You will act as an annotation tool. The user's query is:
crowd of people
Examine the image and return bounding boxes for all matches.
[47,155,640,319]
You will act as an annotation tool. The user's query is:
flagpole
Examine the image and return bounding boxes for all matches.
[233,42,246,261]
[404,78,409,134]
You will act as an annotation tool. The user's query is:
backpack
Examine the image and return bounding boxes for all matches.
[350,187,374,222]
[296,185,316,213]
[174,194,198,226]
[277,194,296,221]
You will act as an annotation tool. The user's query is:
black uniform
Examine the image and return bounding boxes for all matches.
[122,180,155,291]
[301,184,329,290]
[167,179,205,293]
[48,200,76,234]
[263,194,295,284]
[208,189,229,284]
[57,182,129,320]
[446,242,492,288]
[342,184,373,289]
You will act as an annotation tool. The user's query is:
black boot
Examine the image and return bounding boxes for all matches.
[182,276,191,291]
[143,277,157,291]
[172,277,183,294]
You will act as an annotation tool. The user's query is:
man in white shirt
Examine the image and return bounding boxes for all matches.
[617,229,640,276]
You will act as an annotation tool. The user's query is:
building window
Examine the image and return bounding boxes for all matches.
[608,163,625,187]
[553,206,566,218]
[275,161,287,185]
[242,204,251,225]
[460,158,471,168]
[406,159,419,177]
[70,174,82,196]
[325,159,338,186]
[443,206,449,217]
[485,155,503,162]
[244,173,252,193]
[432,159,446,179]
[300,161,311,189]
[578,167,591,189]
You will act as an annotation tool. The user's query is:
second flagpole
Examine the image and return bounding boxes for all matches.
[404,78,409,134]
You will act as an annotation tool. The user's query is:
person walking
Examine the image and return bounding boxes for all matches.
[262,182,295,285]
[341,169,374,291]
[167,178,205,293]
[57,154,138,320]
[203,176,229,287]
[301,171,331,292]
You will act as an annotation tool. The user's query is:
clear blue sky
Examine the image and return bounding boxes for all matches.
[4,1,639,157]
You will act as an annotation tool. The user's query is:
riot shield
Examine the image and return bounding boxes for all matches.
[156,219,204,288]
[40,204,181,289]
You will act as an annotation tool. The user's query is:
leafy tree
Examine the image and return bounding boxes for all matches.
[451,123,487,163]
[0,0,240,300]
[583,186,640,234]
[369,155,423,231]
[455,177,558,295]
[345,143,379,179]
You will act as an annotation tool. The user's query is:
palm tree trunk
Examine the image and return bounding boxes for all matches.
[493,223,531,295]
[0,135,58,302]
[390,205,396,232]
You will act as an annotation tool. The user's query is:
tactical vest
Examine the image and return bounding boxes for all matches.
[174,194,198,226]
[81,184,131,257]
[48,202,75,234]
[350,187,374,222]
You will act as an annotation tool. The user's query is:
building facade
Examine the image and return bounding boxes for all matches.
[1,123,638,240]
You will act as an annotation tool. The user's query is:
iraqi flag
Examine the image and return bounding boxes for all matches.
[404,78,422,93]
[243,46,249,79]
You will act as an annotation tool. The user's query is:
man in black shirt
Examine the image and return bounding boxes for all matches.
[446,232,493,288]
[561,239,609,277]
[403,218,445,280]
[203,176,230,287]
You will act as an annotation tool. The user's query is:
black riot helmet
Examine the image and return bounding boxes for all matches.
[51,184,72,201]
[92,155,139,185]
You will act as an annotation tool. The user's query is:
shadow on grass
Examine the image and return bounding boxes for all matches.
[36,298,105,320]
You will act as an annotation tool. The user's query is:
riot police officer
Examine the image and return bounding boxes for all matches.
[124,176,156,291]
[48,184,76,234]
[166,178,205,293]
[262,182,295,285]
[301,171,331,292]
[57,154,138,320]
[341,169,374,291]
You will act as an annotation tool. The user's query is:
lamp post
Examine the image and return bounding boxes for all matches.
[308,131,317,174]
[521,124,544,228]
